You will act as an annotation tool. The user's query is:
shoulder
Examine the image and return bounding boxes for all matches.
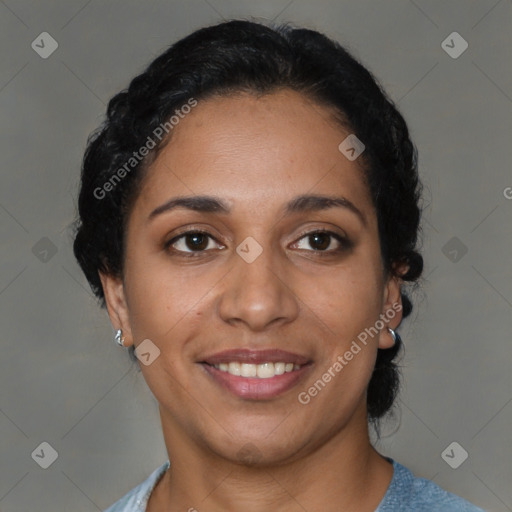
[376,459,485,512]
[103,461,170,512]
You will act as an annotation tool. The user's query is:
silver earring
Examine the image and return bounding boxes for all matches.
[387,327,400,346]
[114,329,126,348]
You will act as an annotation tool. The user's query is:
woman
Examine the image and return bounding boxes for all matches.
[72,19,484,512]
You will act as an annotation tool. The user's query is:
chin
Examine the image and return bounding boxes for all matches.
[203,422,310,467]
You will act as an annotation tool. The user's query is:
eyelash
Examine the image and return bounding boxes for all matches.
[164,228,351,258]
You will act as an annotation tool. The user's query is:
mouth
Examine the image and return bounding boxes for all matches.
[199,349,313,400]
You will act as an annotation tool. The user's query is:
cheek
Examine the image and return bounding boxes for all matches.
[123,255,219,344]
[123,260,176,339]
[309,261,384,338]
[301,271,382,412]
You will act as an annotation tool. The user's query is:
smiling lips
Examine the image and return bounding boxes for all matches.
[200,349,312,399]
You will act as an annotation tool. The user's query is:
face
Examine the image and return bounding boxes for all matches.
[101,89,403,465]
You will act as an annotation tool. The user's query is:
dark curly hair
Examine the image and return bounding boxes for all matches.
[72,19,423,423]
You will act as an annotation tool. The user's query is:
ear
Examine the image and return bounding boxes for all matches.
[378,267,406,350]
[99,271,134,347]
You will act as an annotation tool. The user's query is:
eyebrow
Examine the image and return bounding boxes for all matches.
[148,194,367,226]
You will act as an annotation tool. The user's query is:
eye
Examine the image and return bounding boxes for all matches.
[165,228,351,258]
[165,230,223,256]
[292,229,350,253]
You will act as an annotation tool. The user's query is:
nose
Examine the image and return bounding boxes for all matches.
[216,241,300,332]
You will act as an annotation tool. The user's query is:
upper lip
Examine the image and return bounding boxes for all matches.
[200,349,311,366]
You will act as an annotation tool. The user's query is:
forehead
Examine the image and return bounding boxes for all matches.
[134,89,373,218]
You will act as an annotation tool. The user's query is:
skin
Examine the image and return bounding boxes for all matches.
[100,89,406,511]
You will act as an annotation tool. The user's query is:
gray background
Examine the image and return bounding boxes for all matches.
[1,0,511,510]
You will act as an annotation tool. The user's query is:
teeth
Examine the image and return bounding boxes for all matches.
[274,362,285,375]
[240,363,257,377]
[213,362,301,378]
[257,362,274,378]
[228,362,241,376]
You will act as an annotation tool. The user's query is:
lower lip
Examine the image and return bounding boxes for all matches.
[201,363,312,400]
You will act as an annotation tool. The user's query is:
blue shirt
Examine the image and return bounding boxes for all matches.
[104,459,485,511]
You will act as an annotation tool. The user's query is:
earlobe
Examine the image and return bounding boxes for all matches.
[98,271,133,347]
[379,273,404,349]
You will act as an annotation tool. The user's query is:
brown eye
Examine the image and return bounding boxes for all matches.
[307,232,331,251]
[165,231,221,255]
[293,230,350,253]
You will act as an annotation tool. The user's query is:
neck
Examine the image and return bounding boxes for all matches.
[151,405,393,512]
